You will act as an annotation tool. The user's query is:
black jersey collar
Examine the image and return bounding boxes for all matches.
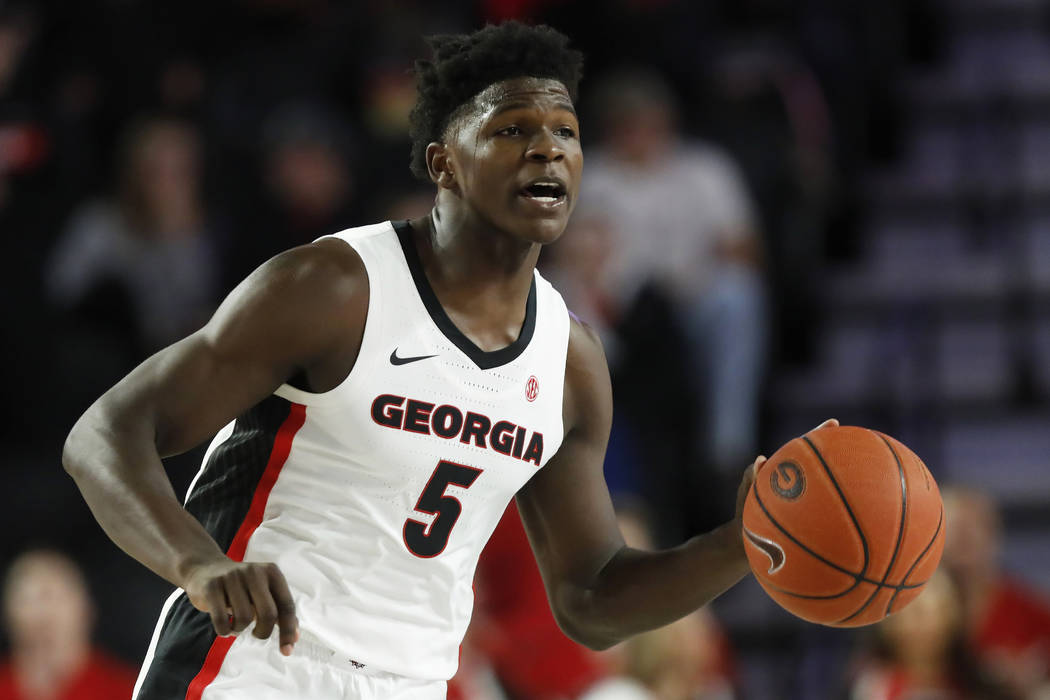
[393,220,537,370]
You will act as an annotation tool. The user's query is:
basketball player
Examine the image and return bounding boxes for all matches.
[63,22,830,700]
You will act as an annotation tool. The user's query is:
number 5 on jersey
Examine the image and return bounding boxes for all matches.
[404,460,483,558]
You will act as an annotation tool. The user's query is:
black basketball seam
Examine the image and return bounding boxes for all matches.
[886,504,944,615]
[753,487,866,597]
[762,577,927,600]
[755,486,928,596]
[802,436,871,582]
[753,488,916,595]
[836,433,909,624]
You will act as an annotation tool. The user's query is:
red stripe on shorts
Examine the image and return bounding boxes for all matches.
[184,636,235,700]
[184,401,307,700]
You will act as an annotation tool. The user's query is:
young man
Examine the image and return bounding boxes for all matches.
[63,22,806,700]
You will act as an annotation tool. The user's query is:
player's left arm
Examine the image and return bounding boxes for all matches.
[516,318,761,651]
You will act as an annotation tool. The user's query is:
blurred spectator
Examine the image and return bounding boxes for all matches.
[232,101,358,282]
[357,62,420,197]
[592,611,736,700]
[570,67,767,537]
[847,573,1017,700]
[943,488,1050,699]
[0,4,48,213]
[44,116,219,354]
[0,549,136,700]
[702,45,834,366]
[584,502,738,700]
[156,56,208,118]
[0,2,59,441]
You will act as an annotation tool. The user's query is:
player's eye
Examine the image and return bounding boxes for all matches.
[555,126,577,139]
[497,125,523,136]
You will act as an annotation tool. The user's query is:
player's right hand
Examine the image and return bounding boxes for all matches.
[183,559,299,656]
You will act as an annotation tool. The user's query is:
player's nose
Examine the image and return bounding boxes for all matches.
[525,129,564,162]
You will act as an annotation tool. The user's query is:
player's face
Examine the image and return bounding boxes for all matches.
[443,77,583,244]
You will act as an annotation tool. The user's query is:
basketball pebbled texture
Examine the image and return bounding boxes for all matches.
[741,425,945,627]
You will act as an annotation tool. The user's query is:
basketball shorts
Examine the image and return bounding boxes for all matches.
[135,592,446,700]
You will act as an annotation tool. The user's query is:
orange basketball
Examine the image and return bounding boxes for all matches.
[741,425,945,627]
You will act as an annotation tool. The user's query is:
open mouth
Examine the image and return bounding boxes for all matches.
[519,179,567,205]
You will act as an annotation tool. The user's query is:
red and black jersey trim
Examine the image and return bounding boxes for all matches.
[135,395,305,700]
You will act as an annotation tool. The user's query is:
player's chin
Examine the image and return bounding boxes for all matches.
[512,217,569,245]
[508,201,572,244]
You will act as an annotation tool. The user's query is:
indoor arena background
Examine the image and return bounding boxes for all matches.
[2,1,1049,698]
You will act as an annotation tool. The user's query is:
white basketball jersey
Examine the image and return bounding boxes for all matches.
[188,220,570,681]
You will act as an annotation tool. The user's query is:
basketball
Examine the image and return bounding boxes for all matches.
[741,425,945,627]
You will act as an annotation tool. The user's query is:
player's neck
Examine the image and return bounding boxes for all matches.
[417,207,537,296]
[406,209,539,352]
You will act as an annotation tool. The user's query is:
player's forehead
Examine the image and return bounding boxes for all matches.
[478,77,573,110]
[452,77,575,132]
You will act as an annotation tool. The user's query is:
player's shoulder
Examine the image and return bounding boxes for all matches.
[563,314,612,433]
[278,220,407,298]
[267,220,395,276]
[321,220,396,246]
[203,231,372,361]
[566,314,606,368]
[254,233,368,304]
[219,228,372,336]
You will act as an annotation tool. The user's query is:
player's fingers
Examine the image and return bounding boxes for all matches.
[203,579,233,637]
[246,566,279,641]
[225,571,255,633]
[745,455,765,486]
[735,455,765,519]
[265,564,299,655]
[809,418,839,433]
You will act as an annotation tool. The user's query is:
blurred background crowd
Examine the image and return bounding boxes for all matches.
[2,0,1050,698]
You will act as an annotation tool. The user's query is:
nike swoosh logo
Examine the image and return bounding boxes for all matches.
[743,527,786,574]
[390,348,438,366]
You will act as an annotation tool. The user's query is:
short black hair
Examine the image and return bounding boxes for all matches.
[408,21,584,181]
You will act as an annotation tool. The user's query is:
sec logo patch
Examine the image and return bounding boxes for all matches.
[525,375,539,402]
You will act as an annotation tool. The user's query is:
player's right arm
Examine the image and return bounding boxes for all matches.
[61,238,368,656]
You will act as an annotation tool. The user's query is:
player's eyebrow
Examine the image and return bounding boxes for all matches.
[490,99,578,118]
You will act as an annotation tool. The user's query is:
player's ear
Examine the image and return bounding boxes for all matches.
[426,143,457,190]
